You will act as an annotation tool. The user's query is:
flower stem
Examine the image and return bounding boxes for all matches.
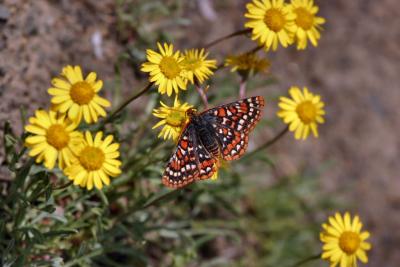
[239,78,247,99]
[205,29,251,49]
[290,253,322,267]
[242,126,289,160]
[101,82,153,126]
[195,84,209,108]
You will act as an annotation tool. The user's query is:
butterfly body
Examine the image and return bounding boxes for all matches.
[189,112,220,158]
[163,96,265,188]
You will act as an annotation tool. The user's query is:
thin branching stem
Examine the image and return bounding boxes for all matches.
[100,82,153,127]
[204,29,251,49]
[242,126,289,160]
[195,84,209,108]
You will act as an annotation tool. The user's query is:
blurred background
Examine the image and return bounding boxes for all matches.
[0,0,399,266]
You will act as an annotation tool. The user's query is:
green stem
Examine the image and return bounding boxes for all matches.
[205,29,251,49]
[242,126,289,160]
[100,82,153,127]
[290,253,322,267]
[195,83,209,108]
[141,189,182,209]
[64,248,104,267]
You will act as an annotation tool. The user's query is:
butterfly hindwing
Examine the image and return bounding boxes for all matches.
[192,139,218,180]
[213,124,249,160]
[162,125,218,188]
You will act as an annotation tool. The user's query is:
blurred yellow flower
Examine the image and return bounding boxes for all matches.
[210,161,229,181]
[141,43,188,96]
[152,97,193,142]
[277,86,325,140]
[320,212,372,267]
[182,48,217,85]
[225,53,270,77]
[244,0,295,51]
[48,65,111,124]
[25,110,82,170]
[289,0,326,50]
[64,131,121,190]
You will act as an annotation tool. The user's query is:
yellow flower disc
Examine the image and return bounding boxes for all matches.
[46,124,70,150]
[70,81,95,105]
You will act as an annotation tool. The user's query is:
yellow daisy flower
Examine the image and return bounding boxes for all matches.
[141,43,188,96]
[225,53,270,77]
[182,48,217,84]
[152,97,193,142]
[289,0,326,50]
[64,131,121,190]
[48,65,111,124]
[277,86,325,140]
[244,0,296,51]
[24,110,83,170]
[320,212,372,267]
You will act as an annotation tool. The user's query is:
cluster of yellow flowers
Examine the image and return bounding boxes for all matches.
[144,0,327,142]
[245,0,325,51]
[25,66,121,190]
[141,43,217,96]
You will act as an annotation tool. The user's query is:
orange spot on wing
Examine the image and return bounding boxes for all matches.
[240,102,248,112]
[218,108,226,116]
[180,140,188,149]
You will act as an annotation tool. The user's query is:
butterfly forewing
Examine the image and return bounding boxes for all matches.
[162,126,199,188]
[205,96,265,133]
[204,96,264,160]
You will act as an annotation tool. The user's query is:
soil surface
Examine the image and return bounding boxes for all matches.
[1,0,399,266]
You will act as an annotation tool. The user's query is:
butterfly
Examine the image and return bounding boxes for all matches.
[162,96,265,188]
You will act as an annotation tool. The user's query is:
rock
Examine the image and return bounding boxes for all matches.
[0,5,10,23]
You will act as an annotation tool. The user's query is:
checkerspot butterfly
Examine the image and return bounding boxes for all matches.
[162,96,265,188]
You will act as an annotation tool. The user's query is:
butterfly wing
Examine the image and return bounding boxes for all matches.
[202,96,265,161]
[162,124,218,188]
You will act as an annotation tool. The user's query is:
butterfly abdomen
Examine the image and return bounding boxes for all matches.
[195,122,220,158]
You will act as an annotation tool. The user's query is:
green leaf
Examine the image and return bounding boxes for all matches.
[43,229,78,238]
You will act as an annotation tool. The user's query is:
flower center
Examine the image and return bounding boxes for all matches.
[166,110,187,127]
[79,146,105,171]
[46,124,70,150]
[296,101,317,124]
[159,56,181,79]
[339,231,361,255]
[264,8,286,32]
[70,81,95,105]
[295,7,314,30]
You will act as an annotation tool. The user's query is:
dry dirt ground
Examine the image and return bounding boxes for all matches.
[0,0,399,266]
